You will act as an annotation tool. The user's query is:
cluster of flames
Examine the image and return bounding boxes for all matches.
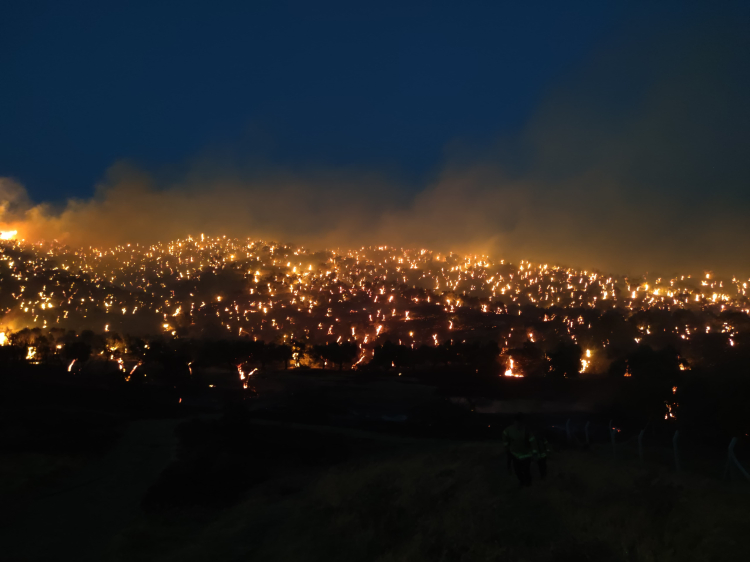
[0,233,748,383]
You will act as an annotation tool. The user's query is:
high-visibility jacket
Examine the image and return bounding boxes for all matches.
[535,435,550,458]
[502,424,537,459]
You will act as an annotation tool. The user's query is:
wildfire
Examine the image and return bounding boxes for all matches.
[665,402,677,420]
[1,233,749,378]
[0,230,17,240]
[504,357,523,377]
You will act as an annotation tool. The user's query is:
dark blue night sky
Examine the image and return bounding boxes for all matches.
[4,1,739,202]
[2,1,750,275]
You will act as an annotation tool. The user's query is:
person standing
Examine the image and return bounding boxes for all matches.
[502,413,537,487]
[534,430,550,480]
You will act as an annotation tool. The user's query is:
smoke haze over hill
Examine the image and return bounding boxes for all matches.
[1,10,749,278]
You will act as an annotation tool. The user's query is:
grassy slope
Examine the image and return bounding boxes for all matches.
[0,408,123,499]
[0,452,84,498]
[113,424,749,562]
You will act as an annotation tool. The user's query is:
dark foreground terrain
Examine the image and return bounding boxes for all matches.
[1,397,748,562]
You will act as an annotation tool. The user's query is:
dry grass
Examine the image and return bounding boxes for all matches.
[112,430,750,562]
[0,452,83,497]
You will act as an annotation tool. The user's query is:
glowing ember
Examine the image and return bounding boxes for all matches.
[0,234,747,377]
[504,357,523,377]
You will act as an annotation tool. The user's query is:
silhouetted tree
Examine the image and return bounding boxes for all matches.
[548,342,582,378]
[61,341,92,365]
[509,342,548,377]
[372,341,410,369]
[608,358,627,377]
[627,344,680,382]
[313,342,358,370]
[276,344,293,369]
[291,340,307,367]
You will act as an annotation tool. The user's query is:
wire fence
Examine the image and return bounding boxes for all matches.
[550,417,750,483]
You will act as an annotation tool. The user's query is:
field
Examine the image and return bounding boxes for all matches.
[1,372,748,562]
[112,417,748,562]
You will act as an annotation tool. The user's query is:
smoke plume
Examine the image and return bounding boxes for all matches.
[2,12,749,278]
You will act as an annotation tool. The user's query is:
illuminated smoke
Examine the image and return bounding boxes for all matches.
[1,16,748,277]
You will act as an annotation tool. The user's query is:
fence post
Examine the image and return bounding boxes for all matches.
[566,419,572,443]
[672,430,680,472]
[638,429,645,464]
[724,437,750,481]
[609,419,616,458]
[585,421,590,447]
[724,437,737,480]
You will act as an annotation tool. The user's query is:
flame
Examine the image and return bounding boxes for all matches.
[1,234,749,382]
[504,357,523,377]
[0,230,17,240]
[664,402,677,420]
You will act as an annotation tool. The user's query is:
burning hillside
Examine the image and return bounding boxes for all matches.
[1,234,748,381]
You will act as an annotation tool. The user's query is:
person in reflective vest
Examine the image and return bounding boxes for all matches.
[502,413,537,487]
[534,431,550,480]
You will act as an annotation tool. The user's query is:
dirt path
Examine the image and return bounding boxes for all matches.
[0,418,181,562]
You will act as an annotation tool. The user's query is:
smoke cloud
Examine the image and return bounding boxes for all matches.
[1,160,748,278]
[2,12,749,278]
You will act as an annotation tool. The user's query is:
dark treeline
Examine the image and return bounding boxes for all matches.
[2,300,750,438]
[0,327,361,378]
[0,328,650,381]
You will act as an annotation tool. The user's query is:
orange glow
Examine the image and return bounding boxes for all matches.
[504,357,524,377]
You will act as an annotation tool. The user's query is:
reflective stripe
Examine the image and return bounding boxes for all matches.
[511,452,535,459]
[503,425,538,458]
